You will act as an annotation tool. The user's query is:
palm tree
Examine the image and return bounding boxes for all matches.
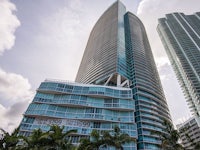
[78,126,134,150]
[194,142,200,149]
[78,129,103,150]
[46,125,77,150]
[21,125,77,150]
[102,126,135,150]
[23,128,49,150]
[152,119,183,150]
[0,127,20,149]
[0,125,77,150]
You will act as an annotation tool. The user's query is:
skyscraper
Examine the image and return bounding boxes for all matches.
[76,1,128,86]
[157,12,200,116]
[19,1,171,149]
[76,1,171,149]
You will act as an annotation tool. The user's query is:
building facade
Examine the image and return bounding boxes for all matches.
[19,80,137,149]
[19,1,172,150]
[177,116,200,149]
[157,12,200,116]
[76,1,171,150]
[76,1,129,86]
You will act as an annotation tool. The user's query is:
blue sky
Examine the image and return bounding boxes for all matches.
[0,0,200,132]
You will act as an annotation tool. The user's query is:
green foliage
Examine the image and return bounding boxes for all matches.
[24,128,50,149]
[0,127,21,149]
[152,119,183,150]
[45,125,77,150]
[78,130,103,150]
[0,125,77,150]
[194,142,200,149]
[1,125,133,150]
[78,126,135,150]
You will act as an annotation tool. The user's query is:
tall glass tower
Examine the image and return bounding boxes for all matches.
[157,12,200,116]
[76,1,129,86]
[76,1,171,149]
[19,1,171,150]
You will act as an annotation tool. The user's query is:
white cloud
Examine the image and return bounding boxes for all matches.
[0,0,33,133]
[0,68,34,133]
[68,0,82,10]
[33,1,95,81]
[0,104,7,129]
[0,0,20,55]
[137,0,200,125]
[0,68,33,106]
[0,100,30,133]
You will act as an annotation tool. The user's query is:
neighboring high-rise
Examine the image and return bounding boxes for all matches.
[19,1,172,150]
[157,12,200,116]
[76,1,171,149]
[177,116,200,149]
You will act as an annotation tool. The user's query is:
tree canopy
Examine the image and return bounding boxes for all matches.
[78,126,135,150]
[152,119,183,150]
[0,125,77,150]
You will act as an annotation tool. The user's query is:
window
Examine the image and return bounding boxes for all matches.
[93,122,101,128]
[58,84,65,88]
[95,108,102,113]
[86,108,95,113]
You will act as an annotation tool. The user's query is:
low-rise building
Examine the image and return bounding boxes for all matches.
[19,79,137,149]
